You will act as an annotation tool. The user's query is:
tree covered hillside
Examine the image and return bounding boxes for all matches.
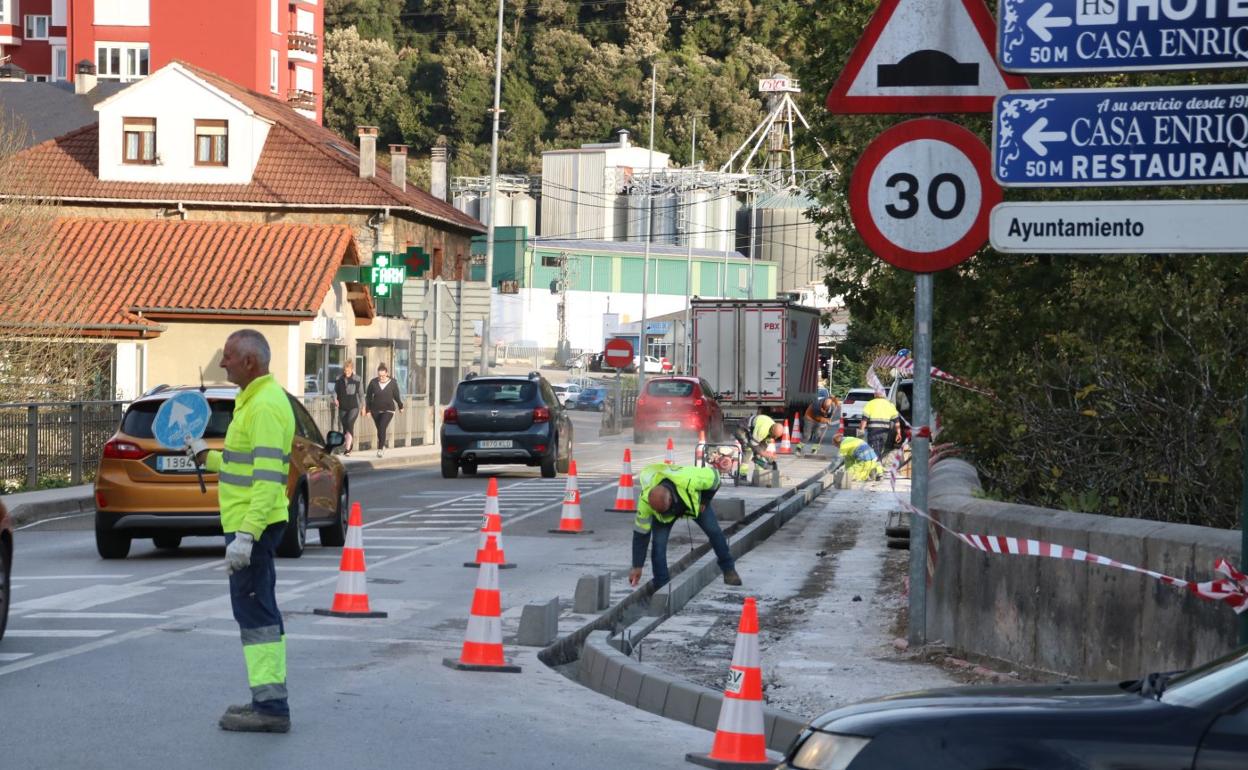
[323,0,814,178]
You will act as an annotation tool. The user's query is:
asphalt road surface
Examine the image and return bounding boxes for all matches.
[1,411,775,769]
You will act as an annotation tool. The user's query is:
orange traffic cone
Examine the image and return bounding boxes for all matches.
[790,413,803,445]
[608,448,637,513]
[776,420,792,455]
[550,460,593,534]
[443,534,521,673]
[314,502,388,618]
[464,477,516,569]
[686,597,777,769]
[665,437,676,465]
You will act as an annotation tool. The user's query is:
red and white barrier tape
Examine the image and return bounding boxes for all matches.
[885,442,1248,615]
[867,355,995,398]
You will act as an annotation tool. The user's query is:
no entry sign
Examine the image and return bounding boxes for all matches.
[603,338,634,369]
[849,118,1001,272]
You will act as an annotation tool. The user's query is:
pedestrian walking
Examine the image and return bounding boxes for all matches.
[833,432,885,482]
[860,390,901,458]
[628,463,741,590]
[730,413,784,481]
[364,363,403,457]
[332,361,362,455]
[187,329,295,733]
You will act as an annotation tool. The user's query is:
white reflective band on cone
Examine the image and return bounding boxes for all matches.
[346,525,363,549]
[477,562,500,591]
[333,568,367,596]
[464,613,502,644]
[732,631,761,668]
[715,696,765,734]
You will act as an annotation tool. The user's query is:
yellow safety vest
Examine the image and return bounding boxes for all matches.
[205,374,295,537]
[862,398,899,431]
[633,463,720,534]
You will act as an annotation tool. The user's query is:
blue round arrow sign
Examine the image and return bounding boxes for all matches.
[153,391,212,449]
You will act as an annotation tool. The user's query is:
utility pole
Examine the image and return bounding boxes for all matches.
[683,114,703,375]
[556,251,571,365]
[478,0,505,374]
[638,62,657,392]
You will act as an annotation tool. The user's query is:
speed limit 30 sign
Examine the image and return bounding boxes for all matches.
[849,118,1001,273]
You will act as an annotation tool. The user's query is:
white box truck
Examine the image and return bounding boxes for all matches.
[691,299,822,421]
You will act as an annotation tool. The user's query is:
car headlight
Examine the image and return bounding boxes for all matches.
[789,732,871,770]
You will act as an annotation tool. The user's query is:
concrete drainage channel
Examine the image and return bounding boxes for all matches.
[538,459,846,755]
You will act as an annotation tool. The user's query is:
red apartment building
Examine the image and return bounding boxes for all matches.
[0,0,322,122]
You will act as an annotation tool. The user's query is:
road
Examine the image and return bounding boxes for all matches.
[1,411,796,769]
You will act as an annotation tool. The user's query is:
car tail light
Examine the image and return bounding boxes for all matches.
[534,444,547,453]
[636,394,648,408]
[445,445,458,453]
[693,397,705,407]
[443,406,458,424]
[103,438,147,460]
[95,491,107,508]
[533,406,550,423]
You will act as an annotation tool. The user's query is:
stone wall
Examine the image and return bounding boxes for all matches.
[926,460,1240,680]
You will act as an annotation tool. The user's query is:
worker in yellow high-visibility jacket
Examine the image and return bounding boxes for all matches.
[859,391,901,458]
[190,329,295,734]
[834,432,885,482]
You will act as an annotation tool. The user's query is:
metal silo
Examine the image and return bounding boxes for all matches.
[627,192,650,241]
[510,193,537,240]
[453,192,480,221]
[753,191,821,294]
[707,188,737,253]
[678,189,709,249]
[480,194,514,229]
[651,192,678,245]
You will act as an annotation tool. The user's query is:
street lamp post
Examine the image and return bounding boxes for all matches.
[478,0,505,374]
[638,62,657,392]
[683,114,702,375]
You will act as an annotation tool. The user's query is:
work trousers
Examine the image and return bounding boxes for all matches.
[372,411,394,449]
[647,507,735,589]
[866,428,891,458]
[227,523,289,716]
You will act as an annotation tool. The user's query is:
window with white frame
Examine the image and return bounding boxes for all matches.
[271,0,279,33]
[52,46,68,82]
[96,43,150,81]
[269,50,279,92]
[25,15,51,40]
[0,0,8,24]
[94,0,150,26]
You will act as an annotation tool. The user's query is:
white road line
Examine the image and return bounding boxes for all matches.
[12,575,134,580]
[368,535,466,540]
[11,585,165,613]
[0,653,33,662]
[163,580,229,586]
[25,612,168,620]
[0,627,161,677]
[268,565,340,572]
[14,511,94,531]
[5,629,113,638]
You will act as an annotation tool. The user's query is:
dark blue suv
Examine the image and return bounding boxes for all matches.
[440,373,574,478]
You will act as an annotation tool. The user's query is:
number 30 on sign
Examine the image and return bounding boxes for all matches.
[849,118,1001,273]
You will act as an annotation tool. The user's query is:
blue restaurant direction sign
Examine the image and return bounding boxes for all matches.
[993,85,1248,186]
[999,0,1248,73]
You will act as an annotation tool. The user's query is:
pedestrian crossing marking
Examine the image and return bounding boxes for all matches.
[5,629,114,638]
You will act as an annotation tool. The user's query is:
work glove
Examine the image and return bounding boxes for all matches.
[185,437,209,465]
[225,532,254,575]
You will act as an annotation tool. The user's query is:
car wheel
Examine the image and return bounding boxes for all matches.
[441,456,459,479]
[95,514,131,560]
[462,460,478,476]
[0,540,10,641]
[152,535,182,550]
[555,436,570,474]
[277,485,308,558]
[319,480,349,547]
[540,446,557,478]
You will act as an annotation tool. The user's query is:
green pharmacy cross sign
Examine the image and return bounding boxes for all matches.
[369,252,408,297]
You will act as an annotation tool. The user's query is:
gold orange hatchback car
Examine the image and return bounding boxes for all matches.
[94,385,348,560]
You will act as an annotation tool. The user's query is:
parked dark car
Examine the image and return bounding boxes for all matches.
[633,376,725,443]
[0,499,11,642]
[440,372,574,478]
[575,387,607,411]
[779,645,1248,769]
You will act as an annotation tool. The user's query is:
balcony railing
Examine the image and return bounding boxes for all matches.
[288,31,318,55]
[286,88,316,111]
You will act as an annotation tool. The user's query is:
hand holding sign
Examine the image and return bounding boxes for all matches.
[154,391,212,493]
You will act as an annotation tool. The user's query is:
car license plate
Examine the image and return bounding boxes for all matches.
[156,455,198,472]
[477,440,513,449]
[657,421,681,428]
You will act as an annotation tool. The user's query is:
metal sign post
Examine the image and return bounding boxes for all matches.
[910,273,933,646]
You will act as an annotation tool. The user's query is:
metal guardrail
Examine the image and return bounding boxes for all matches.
[0,393,431,493]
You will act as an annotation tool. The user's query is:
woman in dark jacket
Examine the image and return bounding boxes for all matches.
[364,363,404,457]
[332,361,362,455]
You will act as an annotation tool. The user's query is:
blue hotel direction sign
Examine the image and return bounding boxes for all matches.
[999,0,1248,73]
[993,85,1248,186]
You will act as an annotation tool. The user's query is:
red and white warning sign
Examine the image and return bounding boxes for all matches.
[849,119,1000,273]
[826,0,1027,114]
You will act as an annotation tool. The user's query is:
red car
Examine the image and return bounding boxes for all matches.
[633,376,725,444]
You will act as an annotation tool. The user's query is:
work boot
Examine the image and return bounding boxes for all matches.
[722,569,743,586]
[219,706,290,733]
[224,703,253,716]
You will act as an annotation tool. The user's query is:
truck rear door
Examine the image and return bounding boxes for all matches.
[743,306,784,402]
[693,306,738,402]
